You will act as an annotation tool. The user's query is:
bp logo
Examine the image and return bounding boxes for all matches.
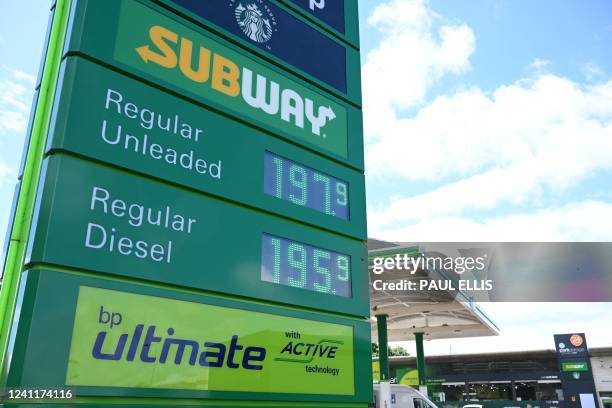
[232,1,278,45]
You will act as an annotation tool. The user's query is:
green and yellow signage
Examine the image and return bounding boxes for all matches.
[561,361,589,372]
[67,286,355,394]
[6,269,372,402]
[0,0,369,405]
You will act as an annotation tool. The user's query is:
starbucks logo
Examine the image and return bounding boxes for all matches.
[234,2,276,44]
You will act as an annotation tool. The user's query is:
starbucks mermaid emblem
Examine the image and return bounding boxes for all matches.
[233,1,277,44]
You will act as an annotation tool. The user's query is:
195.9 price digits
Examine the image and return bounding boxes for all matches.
[261,234,351,297]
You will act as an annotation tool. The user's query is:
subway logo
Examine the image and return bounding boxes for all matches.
[113,0,349,158]
[135,25,336,136]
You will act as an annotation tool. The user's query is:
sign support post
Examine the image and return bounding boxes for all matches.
[376,314,390,382]
[0,0,72,376]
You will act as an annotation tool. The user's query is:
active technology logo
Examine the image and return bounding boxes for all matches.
[276,335,344,377]
[234,2,276,43]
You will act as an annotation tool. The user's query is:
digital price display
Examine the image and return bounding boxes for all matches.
[261,234,352,297]
[264,152,349,220]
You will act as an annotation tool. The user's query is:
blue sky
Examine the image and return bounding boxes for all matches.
[0,0,611,354]
[361,0,612,241]
[359,0,612,93]
[0,1,50,257]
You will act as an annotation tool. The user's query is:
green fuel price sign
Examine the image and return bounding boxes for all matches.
[0,0,369,404]
[6,269,373,402]
[27,155,368,316]
[49,57,366,238]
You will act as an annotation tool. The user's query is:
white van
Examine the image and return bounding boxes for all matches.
[373,384,439,408]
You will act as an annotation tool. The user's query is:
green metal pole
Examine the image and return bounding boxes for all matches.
[415,332,426,386]
[0,0,72,377]
[376,314,389,381]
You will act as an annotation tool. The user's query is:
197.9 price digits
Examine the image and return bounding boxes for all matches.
[264,152,349,220]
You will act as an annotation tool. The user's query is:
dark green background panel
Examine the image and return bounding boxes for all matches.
[47,57,366,239]
[6,269,373,403]
[26,155,369,317]
[3,0,369,404]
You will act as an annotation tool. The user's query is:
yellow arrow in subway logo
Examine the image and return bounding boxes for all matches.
[134,25,337,137]
[136,26,178,68]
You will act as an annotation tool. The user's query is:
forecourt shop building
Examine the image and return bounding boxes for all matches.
[376,347,612,408]
[0,0,372,406]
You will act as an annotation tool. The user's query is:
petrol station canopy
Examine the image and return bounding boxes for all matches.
[368,239,500,342]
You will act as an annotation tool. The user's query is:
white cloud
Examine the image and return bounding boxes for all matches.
[0,162,13,178]
[367,75,612,231]
[367,75,612,182]
[581,62,605,81]
[362,0,475,142]
[371,201,612,242]
[528,58,550,74]
[362,1,612,242]
[0,65,35,134]
[0,65,35,84]
[0,161,15,185]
